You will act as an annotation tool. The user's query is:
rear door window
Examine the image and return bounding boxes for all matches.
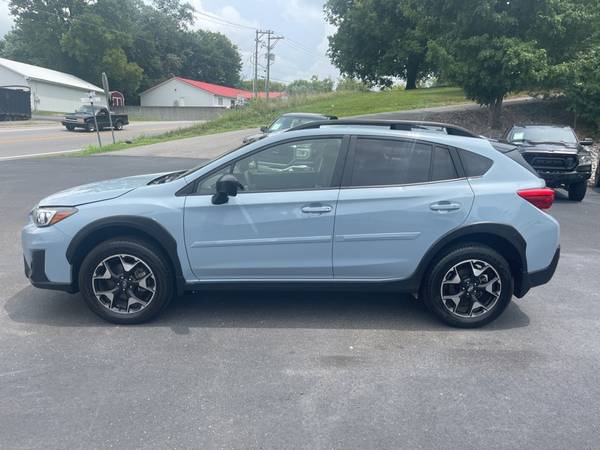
[348,138,433,187]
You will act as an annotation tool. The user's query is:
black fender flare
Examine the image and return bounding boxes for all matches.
[409,222,528,296]
[66,216,185,295]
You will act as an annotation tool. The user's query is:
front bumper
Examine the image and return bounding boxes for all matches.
[24,250,76,293]
[515,246,560,298]
[537,168,591,186]
[22,222,76,293]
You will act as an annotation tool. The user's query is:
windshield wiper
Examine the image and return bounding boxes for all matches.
[148,171,186,185]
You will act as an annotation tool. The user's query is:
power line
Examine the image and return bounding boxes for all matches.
[194,10,257,31]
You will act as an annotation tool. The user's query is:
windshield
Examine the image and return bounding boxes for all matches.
[268,116,322,132]
[508,126,577,144]
[176,143,249,179]
[77,105,102,114]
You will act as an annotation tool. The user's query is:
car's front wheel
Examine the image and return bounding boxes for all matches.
[422,244,513,328]
[79,237,174,324]
[568,180,587,201]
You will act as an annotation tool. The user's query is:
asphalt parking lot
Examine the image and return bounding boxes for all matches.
[1,155,600,448]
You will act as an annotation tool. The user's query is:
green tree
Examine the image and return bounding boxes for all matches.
[238,80,287,92]
[562,46,600,127]
[101,48,143,96]
[1,0,243,102]
[423,0,599,127]
[325,0,432,90]
[178,30,242,87]
[285,76,334,96]
[336,77,369,92]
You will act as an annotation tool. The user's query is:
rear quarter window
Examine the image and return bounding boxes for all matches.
[458,149,493,177]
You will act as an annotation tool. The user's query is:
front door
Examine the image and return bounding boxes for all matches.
[184,137,346,280]
[333,137,474,279]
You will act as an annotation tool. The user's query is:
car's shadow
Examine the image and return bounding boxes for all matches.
[5,287,530,332]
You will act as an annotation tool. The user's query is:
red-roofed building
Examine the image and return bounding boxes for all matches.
[140,77,283,108]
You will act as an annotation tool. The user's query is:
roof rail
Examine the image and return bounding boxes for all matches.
[286,119,481,138]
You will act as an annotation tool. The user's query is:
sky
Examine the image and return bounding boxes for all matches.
[0,0,340,84]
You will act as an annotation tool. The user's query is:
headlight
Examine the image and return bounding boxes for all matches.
[578,153,593,166]
[32,207,78,227]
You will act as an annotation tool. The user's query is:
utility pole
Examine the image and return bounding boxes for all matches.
[253,30,271,99]
[264,30,283,101]
[253,30,260,99]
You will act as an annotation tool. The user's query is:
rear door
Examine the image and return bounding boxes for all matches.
[333,137,474,279]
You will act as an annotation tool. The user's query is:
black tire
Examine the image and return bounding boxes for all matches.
[65,124,75,131]
[114,120,123,131]
[568,180,587,201]
[421,244,514,328]
[86,122,95,132]
[78,237,174,324]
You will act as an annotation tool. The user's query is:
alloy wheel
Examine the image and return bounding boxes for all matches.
[92,254,156,314]
[440,259,502,319]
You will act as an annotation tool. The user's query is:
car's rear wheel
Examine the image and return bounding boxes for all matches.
[79,237,174,324]
[568,181,587,201]
[422,244,513,328]
[65,124,75,131]
[114,120,123,130]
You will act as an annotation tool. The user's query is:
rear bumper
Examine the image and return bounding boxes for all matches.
[515,246,560,298]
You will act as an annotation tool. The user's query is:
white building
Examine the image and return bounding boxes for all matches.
[0,57,105,113]
[140,77,246,108]
[140,77,283,108]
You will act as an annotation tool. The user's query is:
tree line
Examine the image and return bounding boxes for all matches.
[326,0,600,127]
[0,0,242,104]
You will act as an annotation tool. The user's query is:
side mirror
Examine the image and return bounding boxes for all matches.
[212,174,244,205]
[580,138,593,146]
[260,126,268,133]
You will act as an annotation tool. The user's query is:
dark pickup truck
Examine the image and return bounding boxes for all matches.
[62,105,128,132]
[502,124,594,201]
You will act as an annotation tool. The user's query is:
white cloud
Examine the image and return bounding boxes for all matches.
[279,0,322,23]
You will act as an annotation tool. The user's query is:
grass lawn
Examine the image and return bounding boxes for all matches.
[79,87,469,156]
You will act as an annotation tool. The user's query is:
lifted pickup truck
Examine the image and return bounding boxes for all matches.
[62,105,128,132]
[502,124,594,201]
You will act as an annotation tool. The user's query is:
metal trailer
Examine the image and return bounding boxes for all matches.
[0,86,32,121]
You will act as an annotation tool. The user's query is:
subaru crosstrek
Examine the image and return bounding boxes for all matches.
[22,120,560,328]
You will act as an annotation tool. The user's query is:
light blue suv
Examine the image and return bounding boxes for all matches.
[22,120,560,327]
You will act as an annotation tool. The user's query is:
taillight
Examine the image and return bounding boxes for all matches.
[517,188,555,210]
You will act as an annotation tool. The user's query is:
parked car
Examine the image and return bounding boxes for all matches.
[502,124,593,201]
[62,105,129,132]
[23,120,560,328]
[242,112,337,144]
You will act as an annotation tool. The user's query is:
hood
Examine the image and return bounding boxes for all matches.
[38,172,170,207]
[516,142,579,154]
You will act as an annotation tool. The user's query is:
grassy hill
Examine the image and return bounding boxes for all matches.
[81,87,469,155]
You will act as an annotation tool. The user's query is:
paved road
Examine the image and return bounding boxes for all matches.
[1,156,600,448]
[0,121,201,160]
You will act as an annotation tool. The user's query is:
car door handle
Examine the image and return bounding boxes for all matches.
[430,201,461,212]
[301,204,333,214]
